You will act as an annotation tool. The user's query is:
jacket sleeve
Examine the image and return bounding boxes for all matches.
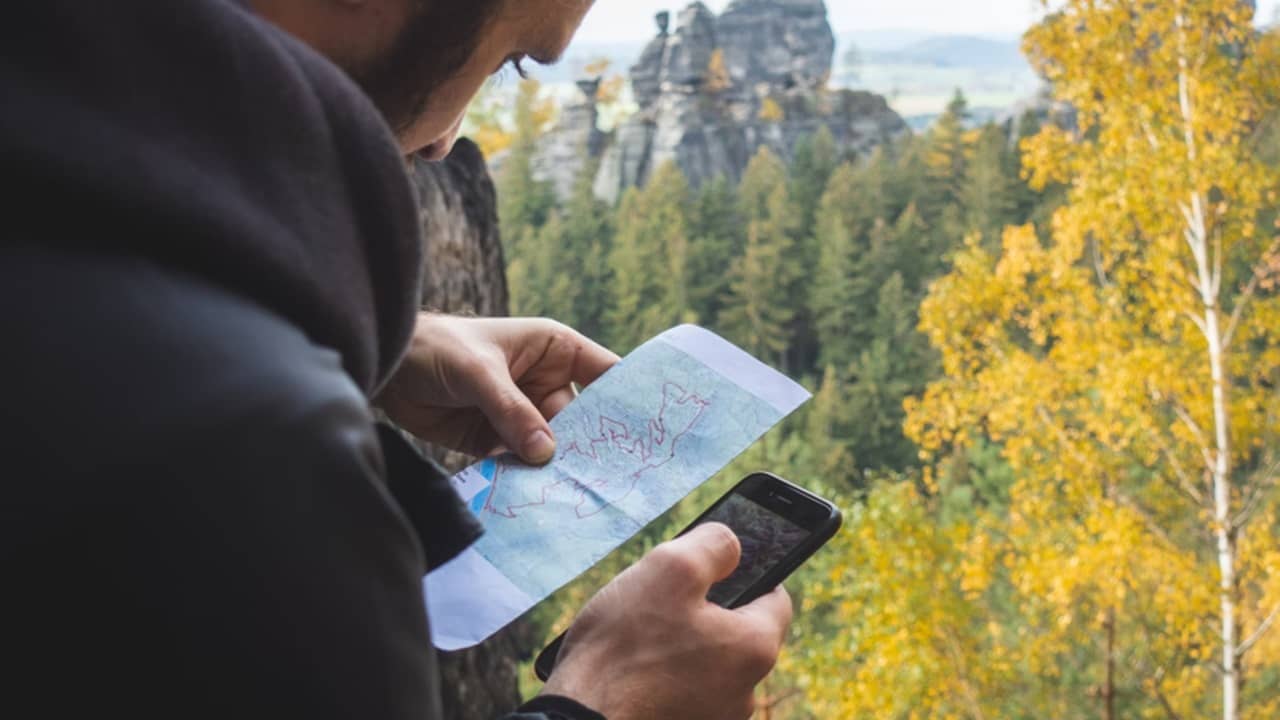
[374,422,483,572]
[1,248,444,718]
[375,428,607,720]
[508,696,607,719]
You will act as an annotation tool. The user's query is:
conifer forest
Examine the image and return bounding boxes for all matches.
[483,3,1280,717]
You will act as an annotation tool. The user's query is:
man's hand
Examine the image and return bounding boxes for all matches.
[377,315,619,464]
[542,523,794,720]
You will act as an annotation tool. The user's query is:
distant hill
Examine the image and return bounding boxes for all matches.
[831,31,1041,123]
[837,28,934,52]
[863,35,1028,70]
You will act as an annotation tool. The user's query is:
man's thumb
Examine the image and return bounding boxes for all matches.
[657,522,743,594]
[476,378,556,464]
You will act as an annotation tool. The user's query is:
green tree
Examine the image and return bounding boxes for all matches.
[558,159,613,340]
[507,210,572,319]
[737,147,790,225]
[717,216,794,363]
[849,149,892,233]
[790,126,840,243]
[786,128,841,371]
[809,182,860,369]
[846,272,930,472]
[797,365,858,486]
[718,148,802,366]
[923,90,971,214]
[962,123,1020,245]
[687,177,744,324]
[497,78,556,251]
[606,162,693,351]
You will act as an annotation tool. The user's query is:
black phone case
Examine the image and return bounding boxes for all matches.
[533,472,842,682]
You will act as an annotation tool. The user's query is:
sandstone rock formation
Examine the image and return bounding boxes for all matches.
[529,78,608,201]
[534,0,909,203]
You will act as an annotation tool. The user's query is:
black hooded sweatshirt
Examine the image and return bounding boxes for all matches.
[0,1,599,718]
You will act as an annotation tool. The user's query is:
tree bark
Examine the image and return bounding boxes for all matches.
[1103,606,1116,720]
[1175,12,1238,717]
[404,139,534,719]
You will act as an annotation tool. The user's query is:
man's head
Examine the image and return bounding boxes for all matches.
[251,0,595,159]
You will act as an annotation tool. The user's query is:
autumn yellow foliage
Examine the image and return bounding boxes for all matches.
[464,77,556,158]
[787,2,1280,719]
[706,48,732,94]
[758,97,785,124]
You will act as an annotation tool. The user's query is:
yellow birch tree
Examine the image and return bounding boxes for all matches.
[907,2,1280,718]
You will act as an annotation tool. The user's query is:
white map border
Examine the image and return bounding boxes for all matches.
[425,325,809,650]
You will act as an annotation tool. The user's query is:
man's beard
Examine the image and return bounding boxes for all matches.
[349,2,498,134]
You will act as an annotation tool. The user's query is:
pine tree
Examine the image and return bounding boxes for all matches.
[497,78,556,251]
[532,211,578,321]
[606,188,661,351]
[722,148,802,366]
[791,126,840,243]
[846,272,927,472]
[962,123,1019,246]
[508,208,581,322]
[889,201,933,289]
[558,159,613,340]
[800,365,857,485]
[716,218,795,363]
[788,128,842,372]
[922,90,971,224]
[738,146,791,226]
[605,162,693,351]
[849,151,891,234]
[809,194,860,369]
[817,162,864,237]
[687,177,743,323]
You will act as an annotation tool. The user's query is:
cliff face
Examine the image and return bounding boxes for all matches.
[403,139,533,719]
[411,139,509,317]
[535,0,909,203]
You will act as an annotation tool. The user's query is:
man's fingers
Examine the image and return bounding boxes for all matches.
[539,386,577,420]
[733,585,793,646]
[649,522,742,594]
[474,373,557,465]
[566,332,620,388]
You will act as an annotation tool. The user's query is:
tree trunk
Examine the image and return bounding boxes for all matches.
[1205,286,1238,720]
[404,139,535,719]
[1176,13,1238,716]
[1185,186,1239,720]
[1103,606,1116,720]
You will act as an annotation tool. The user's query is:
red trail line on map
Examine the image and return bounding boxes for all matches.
[482,381,710,520]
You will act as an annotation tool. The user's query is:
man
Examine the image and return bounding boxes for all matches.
[0,1,792,719]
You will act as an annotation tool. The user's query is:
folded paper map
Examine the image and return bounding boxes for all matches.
[425,325,810,650]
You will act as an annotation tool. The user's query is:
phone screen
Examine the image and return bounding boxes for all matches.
[699,493,812,606]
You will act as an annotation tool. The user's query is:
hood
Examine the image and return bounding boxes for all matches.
[0,0,423,394]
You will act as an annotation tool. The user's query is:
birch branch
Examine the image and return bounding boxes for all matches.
[1152,667,1185,720]
[1237,604,1280,659]
[1222,235,1280,350]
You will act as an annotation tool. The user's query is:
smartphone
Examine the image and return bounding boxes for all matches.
[533,471,842,682]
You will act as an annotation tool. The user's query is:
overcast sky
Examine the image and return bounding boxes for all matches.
[574,0,1280,44]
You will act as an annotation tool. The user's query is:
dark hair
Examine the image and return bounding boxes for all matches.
[352,0,506,133]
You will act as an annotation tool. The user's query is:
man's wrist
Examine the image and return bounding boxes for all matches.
[515,694,606,720]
